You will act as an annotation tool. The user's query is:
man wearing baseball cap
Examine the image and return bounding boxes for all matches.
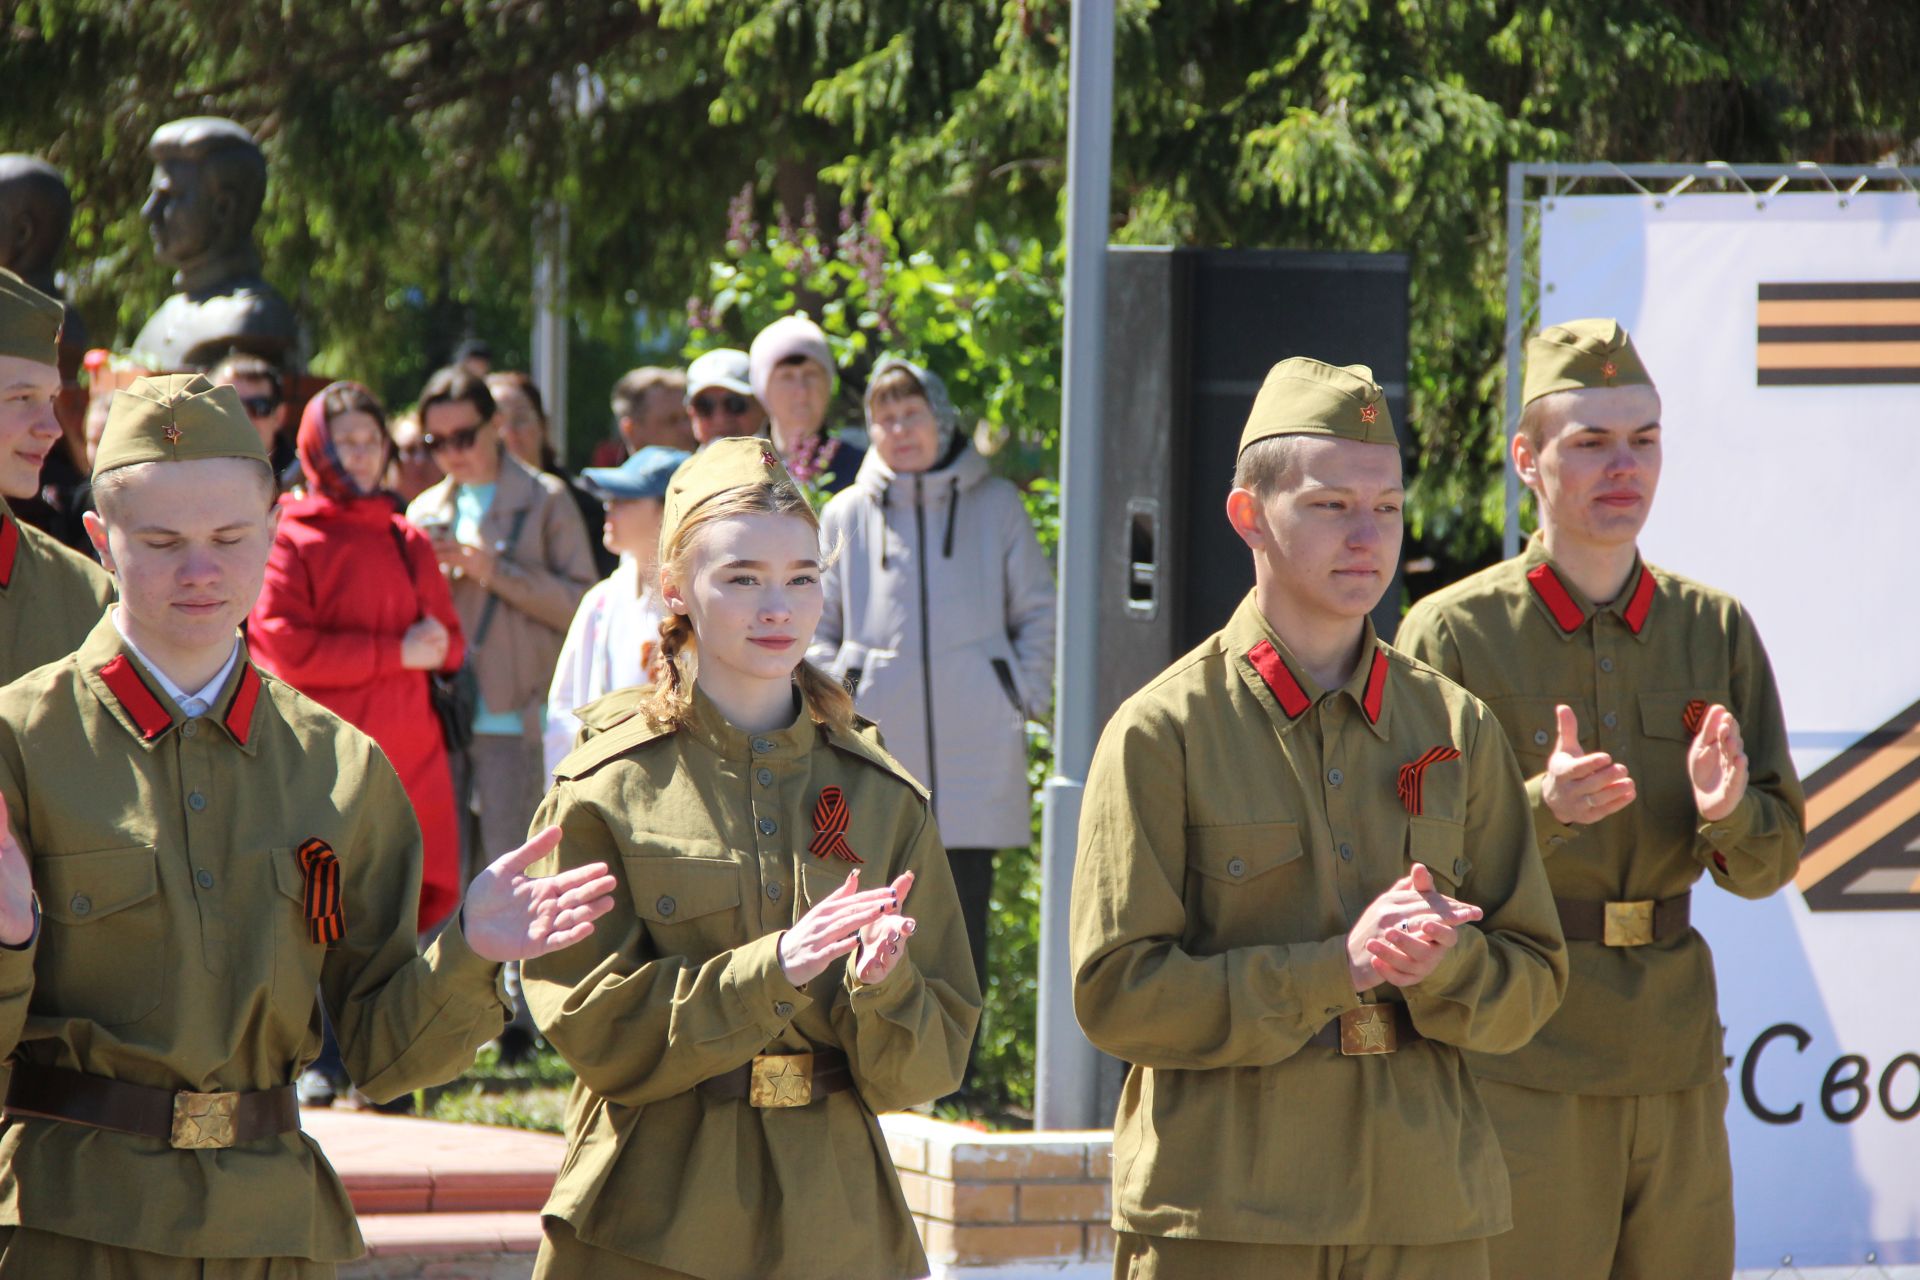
[0,266,112,684]
[684,347,766,445]
[0,373,617,1274]
[1071,357,1566,1279]
[1398,319,1805,1278]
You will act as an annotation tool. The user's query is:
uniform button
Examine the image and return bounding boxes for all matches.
[1599,657,1615,673]
[1549,834,1567,846]
[1338,842,1353,862]
[656,895,676,918]
[766,881,782,901]
[196,869,214,889]
[70,894,91,917]
[1603,712,1619,729]
[1226,857,1246,878]
[187,792,207,812]
[756,768,774,786]
[1533,729,1550,746]
[1453,857,1470,879]
[1327,768,1344,787]
[752,738,775,755]
[180,719,199,739]
[758,817,777,836]
[774,1001,794,1018]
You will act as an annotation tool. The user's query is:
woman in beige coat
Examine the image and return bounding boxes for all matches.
[524,438,981,1280]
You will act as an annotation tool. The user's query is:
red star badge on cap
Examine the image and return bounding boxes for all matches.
[760,447,778,468]
[1359,403,1379,424]
[163,423,183,445]
[1602,360,1618,380]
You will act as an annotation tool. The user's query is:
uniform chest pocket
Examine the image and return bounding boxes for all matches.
[1487,696,1582,775]
[271,848,327,1021]
[33,847,167,1027]
[1636,691,1722,818]
[1183,823,1305,953]
[626,856,745,962]
[1407,816,1472,891]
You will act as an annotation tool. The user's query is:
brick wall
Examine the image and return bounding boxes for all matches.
[880,1113,1115,1274]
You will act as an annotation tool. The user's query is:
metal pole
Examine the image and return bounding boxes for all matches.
[531,202,571,459]
[1034,0,1115,1132]
[1502,163,1526,558]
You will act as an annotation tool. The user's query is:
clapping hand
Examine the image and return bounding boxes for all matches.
[0,795,34,948]
[463,826,618,962]
[852,871,917,986]
[1688,704,1749,823]
[1541,704,1636,826]
[778,870,903,987]
[1347,863,1483,991]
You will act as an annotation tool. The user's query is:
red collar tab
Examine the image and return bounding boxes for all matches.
[1526,563,1587,634]
[1621,564,1656,635]
[1361,648,1389,725]
[222,663,262,746]
[0,511,17,590]
[1247,640,1311,719]
[98,654,173,741]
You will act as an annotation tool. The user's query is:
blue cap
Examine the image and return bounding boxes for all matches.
[582,445,691,501]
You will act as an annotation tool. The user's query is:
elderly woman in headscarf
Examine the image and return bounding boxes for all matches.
[808,356,1056,1090]
[248,382,467,932]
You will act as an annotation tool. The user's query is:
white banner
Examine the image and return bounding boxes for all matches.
[1538,192,1920,1270]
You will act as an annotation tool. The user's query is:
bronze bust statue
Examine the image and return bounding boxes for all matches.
[0,154,87,357]
[131,117,297,371]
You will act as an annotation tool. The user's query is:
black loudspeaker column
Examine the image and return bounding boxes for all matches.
[1088,245,1412,1117]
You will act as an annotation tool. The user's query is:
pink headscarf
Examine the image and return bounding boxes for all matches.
[295,380,392,503]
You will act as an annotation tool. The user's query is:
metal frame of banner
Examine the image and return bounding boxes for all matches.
[1501,161,1920,557]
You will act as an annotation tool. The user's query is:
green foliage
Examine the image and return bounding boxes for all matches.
[687,193,1064,484]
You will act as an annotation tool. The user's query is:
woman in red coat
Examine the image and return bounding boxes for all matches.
[249,381,466,929]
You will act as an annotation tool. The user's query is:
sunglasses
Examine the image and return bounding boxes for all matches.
[240,396,282,418]
[423,425,484,454]
[690,393,751,418]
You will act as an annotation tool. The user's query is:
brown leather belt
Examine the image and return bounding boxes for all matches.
[1309,1004,1426,1056]
[1555,892,1691,947]
[699,1050,855,1108]
[4,1065,300,1151]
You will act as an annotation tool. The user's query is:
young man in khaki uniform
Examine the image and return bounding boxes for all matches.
[1397,319,1806,1279]
[1070,358,1568,1280]
[0,373,618,1277]
[0,267,112,682]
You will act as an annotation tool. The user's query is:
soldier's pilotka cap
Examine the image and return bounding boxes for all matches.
[1238,357,1396,455]
[0,266,63,367]
[94,373,269,478]
[658,434,798,557]
[1523,318,1655,406]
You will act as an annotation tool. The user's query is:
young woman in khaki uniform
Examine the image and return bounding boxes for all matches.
[525,437,981,1280]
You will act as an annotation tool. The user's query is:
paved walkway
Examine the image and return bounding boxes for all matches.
[303,1106,560,1268]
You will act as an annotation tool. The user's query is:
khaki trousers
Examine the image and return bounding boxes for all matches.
[0,1228,329,1279]
[534,1216,702,1280]
[1479,1076,1734,1280]
[1116,1232,1490,1280]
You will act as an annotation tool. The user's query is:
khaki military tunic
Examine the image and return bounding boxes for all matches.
[1070,593,1567,1251]
[0,499,112,685]
[1396,535,1806,1096]
[523,686,981,1280]
[0,610,511,1263]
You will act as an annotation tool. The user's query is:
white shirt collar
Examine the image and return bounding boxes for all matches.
[110,608,242,717]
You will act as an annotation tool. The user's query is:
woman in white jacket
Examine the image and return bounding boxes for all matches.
[811,357,1055,1085]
